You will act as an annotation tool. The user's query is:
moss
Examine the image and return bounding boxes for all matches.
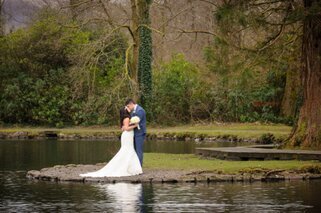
[291,120,307,147]
[289,119,321,149]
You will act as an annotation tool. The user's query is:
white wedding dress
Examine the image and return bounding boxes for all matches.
[80,130,142,177]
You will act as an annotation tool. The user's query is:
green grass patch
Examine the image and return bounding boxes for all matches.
[144,153,321,174]
[0,126,119,136]
[0,123,292,138]
[148,123,292,138]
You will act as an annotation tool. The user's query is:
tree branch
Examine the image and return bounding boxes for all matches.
[97,0,116,28]
[61,0,92,9]
[256,1,293,52]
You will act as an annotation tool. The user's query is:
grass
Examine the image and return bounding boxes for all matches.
[144,153,321,174]
[0,123,292,138]
[148,123,291,138]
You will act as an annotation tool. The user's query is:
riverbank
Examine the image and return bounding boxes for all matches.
[27,153,321,184]
[0,123,291,142]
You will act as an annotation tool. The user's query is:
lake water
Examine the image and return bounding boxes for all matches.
[1,140,321,212]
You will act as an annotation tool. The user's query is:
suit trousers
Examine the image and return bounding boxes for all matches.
[134,134,145,166]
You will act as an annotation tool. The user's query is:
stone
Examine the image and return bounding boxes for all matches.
[0,133,7,139]
[10,131,28,139]
[26,164,321,184]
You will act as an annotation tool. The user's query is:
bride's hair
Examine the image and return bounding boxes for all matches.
[120,107,130,127]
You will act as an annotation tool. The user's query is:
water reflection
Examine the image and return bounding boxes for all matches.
[1,140,321,212]
[144,183,315,212]
[0,139,244,170]
[90,182,317,212]
[96,183,143,212]
[0,172,320,212]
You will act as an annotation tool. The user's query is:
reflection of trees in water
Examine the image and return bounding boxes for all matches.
[0,139,221,170]
[141,183,154,213]
[0,140,122,170]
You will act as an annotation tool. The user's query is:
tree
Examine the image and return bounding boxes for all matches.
[65,0,153,105]
[192,0,301,122]
[200,0,321,148]
[280,63,301,119]
[0,0,5,36]
[130,0,139,85]
[137,0,153,107]
[69,0,80,19]
[289,0,321,149]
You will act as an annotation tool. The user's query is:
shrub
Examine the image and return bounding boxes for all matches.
[151,54,210,124]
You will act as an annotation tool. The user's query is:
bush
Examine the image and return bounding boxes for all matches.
[0,7,133,126]
[151,54,210,124]
[0,10,89,126]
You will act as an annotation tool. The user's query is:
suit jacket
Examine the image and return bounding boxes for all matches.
[131,104,146,136]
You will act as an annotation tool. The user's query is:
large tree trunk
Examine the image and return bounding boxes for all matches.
[289,0,321,149]
[137,0,153,107]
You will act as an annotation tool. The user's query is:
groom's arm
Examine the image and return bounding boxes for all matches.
[136,109,145,121]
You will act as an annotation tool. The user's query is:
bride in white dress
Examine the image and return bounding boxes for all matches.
[80,107,143,177]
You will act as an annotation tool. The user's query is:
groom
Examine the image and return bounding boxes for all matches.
[125,98,146,166]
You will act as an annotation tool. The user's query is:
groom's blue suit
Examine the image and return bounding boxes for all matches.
[131,104,146,166]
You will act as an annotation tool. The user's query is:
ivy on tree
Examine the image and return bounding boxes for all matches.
[138,0,153,109]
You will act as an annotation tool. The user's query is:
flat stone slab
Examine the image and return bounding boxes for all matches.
[196,147,321,161]
[26,163,321,184]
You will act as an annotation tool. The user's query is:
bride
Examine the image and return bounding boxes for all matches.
[80,107,143,177]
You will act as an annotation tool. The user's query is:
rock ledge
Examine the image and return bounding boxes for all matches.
[26,163,321,184]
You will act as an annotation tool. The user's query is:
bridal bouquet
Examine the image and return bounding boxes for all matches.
[130,116,140,129]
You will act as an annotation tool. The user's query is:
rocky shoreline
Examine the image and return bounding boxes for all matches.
[0,130,276,143]
[26,163,321,184]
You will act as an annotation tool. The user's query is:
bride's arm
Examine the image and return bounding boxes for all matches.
[122,118,138,131]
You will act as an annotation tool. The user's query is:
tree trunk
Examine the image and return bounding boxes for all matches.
[289,0,321,149]
[137,0,153,107]
[0,0,4,36]
[280,66,301,119]
[130,0,139,83]
[158,0,167,63]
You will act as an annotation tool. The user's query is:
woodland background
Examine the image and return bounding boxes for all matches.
[1,0,320,149]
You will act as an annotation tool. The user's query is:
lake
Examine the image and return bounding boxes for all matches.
[1,140,321,212]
